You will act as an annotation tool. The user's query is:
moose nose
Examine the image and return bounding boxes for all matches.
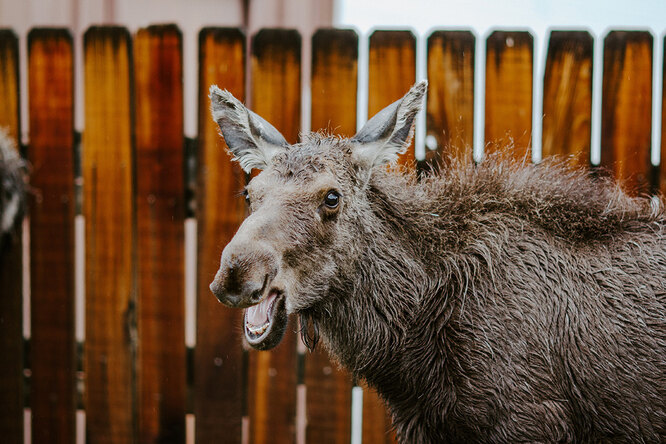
[209,244,278,308]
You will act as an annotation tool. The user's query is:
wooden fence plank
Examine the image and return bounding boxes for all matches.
[195,27,246,444]
[601,31,653,194]
[661,35,666,195]
[0,28,23,444]
[27,28,77,444]
[248,28,301,444]
[307,27,356,444]
[365,28,407,444]
[484,31,533,159]
[426,30,475,167]
[368,30,417,168]
[542,31,593,166]
[134,24,185,443]
[83,26,135,443]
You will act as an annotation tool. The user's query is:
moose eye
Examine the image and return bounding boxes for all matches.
[324,190,340,209]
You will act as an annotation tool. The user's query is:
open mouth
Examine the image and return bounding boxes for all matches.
[244,289,288,350]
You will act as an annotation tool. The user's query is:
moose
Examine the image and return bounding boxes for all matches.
[208,81,666,442]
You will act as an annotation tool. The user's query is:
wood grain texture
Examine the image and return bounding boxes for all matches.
[195,27,246,444]
[134,25,186,444]
[27,28,77,444]
[661,35,666,195]
[83,26,135,443]
[601,31,653,195]
[484,31,533,159]
[0,28,23,444]
[542,31,593,167]
[362,381,398,444]
[426,30,475,167]
[368,30,417,167]
[248,28,301,444]
[307,27,356,444]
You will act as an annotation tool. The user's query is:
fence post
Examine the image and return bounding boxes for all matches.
[195,27,246,444]
[542,31,594,166]
[601,31,653,194]
[484,31,534,159]
[426,30,476,166]
[83,26,135,443]
[134,24,186,444]
[28,27,77,444]
[0,28,23,444]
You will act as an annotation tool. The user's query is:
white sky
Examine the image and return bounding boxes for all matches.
[334,0,665,164]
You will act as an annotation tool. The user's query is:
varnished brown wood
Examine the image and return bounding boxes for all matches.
[27,28,76,444]
[368,30,417,167]
[362,381,398,444]
[484,31,533,159]
[426,30,475,167]
[661,36,666,195]
[248,28,301,444]
[195,27,246,444]
[307,27,356,444]
[542,31,593,167]
[0,28,23,444]
[134,25,185,444]
[83,26,135,443]
[601,31,653,195]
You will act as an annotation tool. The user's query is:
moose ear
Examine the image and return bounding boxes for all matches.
[209,85,289,173]
[351,80,427,168]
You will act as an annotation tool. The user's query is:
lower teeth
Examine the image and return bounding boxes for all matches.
[247,322,269,336]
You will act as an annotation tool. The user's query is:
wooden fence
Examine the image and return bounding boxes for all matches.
[0,24,664,444]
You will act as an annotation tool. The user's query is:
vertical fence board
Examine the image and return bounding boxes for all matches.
[368,30,417,167]
[195,27,246,444]
[484,31,533,158]
[83,27,135,443]
[601,31,653,194]
[662,35,666,195]
[248,28,301,444]
[0,28,23,443]
[307,28,356,444]
[134,25,185,444]
[426,30,475,166]
[194,28,245,443]
[28,28,76,444]
[542,31,593,166]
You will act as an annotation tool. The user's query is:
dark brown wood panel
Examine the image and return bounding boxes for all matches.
[83,26,135,443]
[426,30,475,167]
[248,28,301,444]
[601,31,653,195]
[307,27,356,444]
[195,27,247,444]
[368,30,417,168]
[362,381,398,444]
[134,25,185,444]
[27,28,76,444]
[542,31,593,167]
[484,31,533,159]
[0,28,23,444]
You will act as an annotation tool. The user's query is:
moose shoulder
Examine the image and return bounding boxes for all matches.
[208,82,666,443]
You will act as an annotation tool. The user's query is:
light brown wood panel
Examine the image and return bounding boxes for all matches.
[307,27,357,444]
[484,31,533,159]
[248,28,301,444]
[662,35,666,195]
[27,28,77,444]
[368,30,417,168]
[195,27,246,444]
[542,31,593,167]
[426,30,475,167]
[83,26,135,443]
[0,28,23,444]
[600,31,653,195]
[134,24,185,444]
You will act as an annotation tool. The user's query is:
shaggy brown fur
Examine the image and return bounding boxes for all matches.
[209,83,666,442]
[0,130,24,245]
